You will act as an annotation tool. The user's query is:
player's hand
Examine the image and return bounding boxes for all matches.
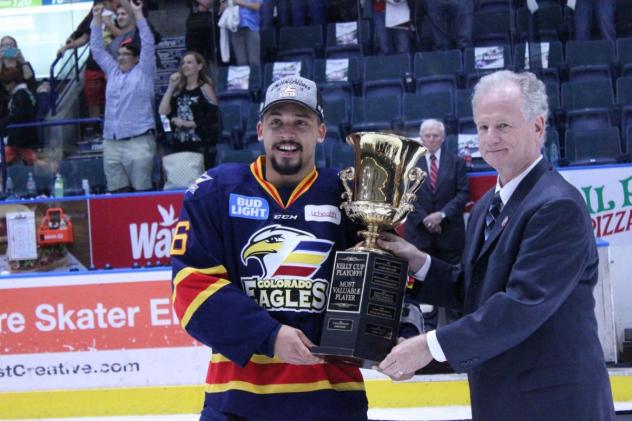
[274,325,324,365]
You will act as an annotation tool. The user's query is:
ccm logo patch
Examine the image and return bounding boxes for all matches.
[305,205,341,224]
[229,194,269,220]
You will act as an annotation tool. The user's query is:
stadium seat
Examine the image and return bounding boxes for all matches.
[219,104,244,146]
[413,50,461,96]
[565,128,622,166]
[216,65,262,113]
[476,0,512,12]
[260,27,277,62]
[455,88,476,134]
[402,92,454,134]
[215,147,256,166]
[243,103,263,145]
[616,38,632,78]
[278,25,324,63]
[463,45,512,87]
[617,77,632,137]
[323,98,350,142]
[263,59,313,87]
[351,95,401,132]
[325,20,371,59]
[562,79,615,131]
[543,129,561,165]
[313,57,361,113]
[565,40,615,82]
[362,53,410,98]
[473,10,513,46]
[328,142,355,170]
[444,134,459,155]
[513,41,563,87]
[616,0,632,38]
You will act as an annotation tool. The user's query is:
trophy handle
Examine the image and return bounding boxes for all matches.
[339,167,355,202]
[393,167,426,223]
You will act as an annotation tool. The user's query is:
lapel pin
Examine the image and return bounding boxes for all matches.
[501,216,509,228]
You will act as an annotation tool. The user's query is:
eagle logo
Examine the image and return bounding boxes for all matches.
[241,224,334,278]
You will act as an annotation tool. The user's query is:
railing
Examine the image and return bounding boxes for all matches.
[49,44,89,116]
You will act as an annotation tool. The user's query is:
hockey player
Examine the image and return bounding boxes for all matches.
[170,76,420,420]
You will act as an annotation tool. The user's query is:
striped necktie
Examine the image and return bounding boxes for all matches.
[430,154,438,192]
[484,192,503,240]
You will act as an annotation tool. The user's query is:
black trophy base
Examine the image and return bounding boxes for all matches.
[311,345,373,368]
[314,250,408,368]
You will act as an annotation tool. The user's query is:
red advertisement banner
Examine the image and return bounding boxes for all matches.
[89,193,183,269]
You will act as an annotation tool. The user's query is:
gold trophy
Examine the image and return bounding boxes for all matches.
[312,132,426,367]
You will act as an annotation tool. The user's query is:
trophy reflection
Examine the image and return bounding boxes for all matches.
[312,132,426,367]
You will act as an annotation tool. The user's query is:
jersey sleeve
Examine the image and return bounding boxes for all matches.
[171,182,281,366]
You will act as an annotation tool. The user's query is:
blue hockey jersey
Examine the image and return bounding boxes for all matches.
[171,156,368,420]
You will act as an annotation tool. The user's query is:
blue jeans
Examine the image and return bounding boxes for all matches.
[373,11,411,55]
[277,0,325,27]
[574,0,615,42]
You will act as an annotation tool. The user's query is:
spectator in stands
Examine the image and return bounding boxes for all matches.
[572,0,615,42]
[221,0,262,66]
[426,0,473,50]
[276,0,326,27]
[373,0,412,55]
[185,0,217,64]
[0,36,36,96]
[109,4,137,56]
[402,119,469,331]
[90,0,157,193]
[58,0,126,119]
[158,51,219,189]
[0,71,39,165]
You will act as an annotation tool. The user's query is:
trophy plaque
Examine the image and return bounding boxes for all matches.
[312,132,426,367]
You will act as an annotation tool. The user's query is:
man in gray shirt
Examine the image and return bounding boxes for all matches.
[90,0,156,192]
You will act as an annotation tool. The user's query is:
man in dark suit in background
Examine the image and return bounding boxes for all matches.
[403,119,469,330]
[376,70,615,420]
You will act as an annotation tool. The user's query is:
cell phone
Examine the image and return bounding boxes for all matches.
[160,114,172,133]
[3,48,17,58]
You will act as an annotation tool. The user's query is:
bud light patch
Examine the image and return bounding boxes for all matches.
[229,194,269,220]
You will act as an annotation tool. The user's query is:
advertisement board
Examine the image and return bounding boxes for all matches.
[0,269,208,392]
[89,192,183,269]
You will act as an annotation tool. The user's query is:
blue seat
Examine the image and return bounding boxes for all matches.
[278,25,324,63]
[351,95,401,132]
[325,20,371,59]
[562,79,614,131]
[219,104,244,146]
[513,41,562,87]
[413,50,461,96]
[362,53,410,98]
[323,98,349,142]
[328,142,355,170]
[617,77,632,137]
[313,57,361,114]
[216,65,262,115]
[263,59,313,87]
[455,88,476,134]
[463,45,512,87]
[543,129,561,165]
[565,128,622,166]
[402,92,454,133]
[565,40,614,82]
[617,38,632,78]
[473,10,513,46]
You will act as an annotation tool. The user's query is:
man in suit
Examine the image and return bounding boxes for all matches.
[403,119,469,330]
[375,70,615,420]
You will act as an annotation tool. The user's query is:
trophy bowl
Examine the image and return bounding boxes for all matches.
[341,132,427,252]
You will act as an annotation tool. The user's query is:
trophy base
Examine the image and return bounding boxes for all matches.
[315,250,409,368]
[311,345,377,368]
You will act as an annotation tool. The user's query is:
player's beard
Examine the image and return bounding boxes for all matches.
[270,155,303,175]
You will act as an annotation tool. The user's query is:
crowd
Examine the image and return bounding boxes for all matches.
[0,0,623,197]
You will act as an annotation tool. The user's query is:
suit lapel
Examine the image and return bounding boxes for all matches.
[419,158,431,194]
[476,159,551,262]
[466,190,492,265]
[435,151,449,193]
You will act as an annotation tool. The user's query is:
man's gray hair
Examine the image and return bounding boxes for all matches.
[419,119,445,137]
[472,70,549,123]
